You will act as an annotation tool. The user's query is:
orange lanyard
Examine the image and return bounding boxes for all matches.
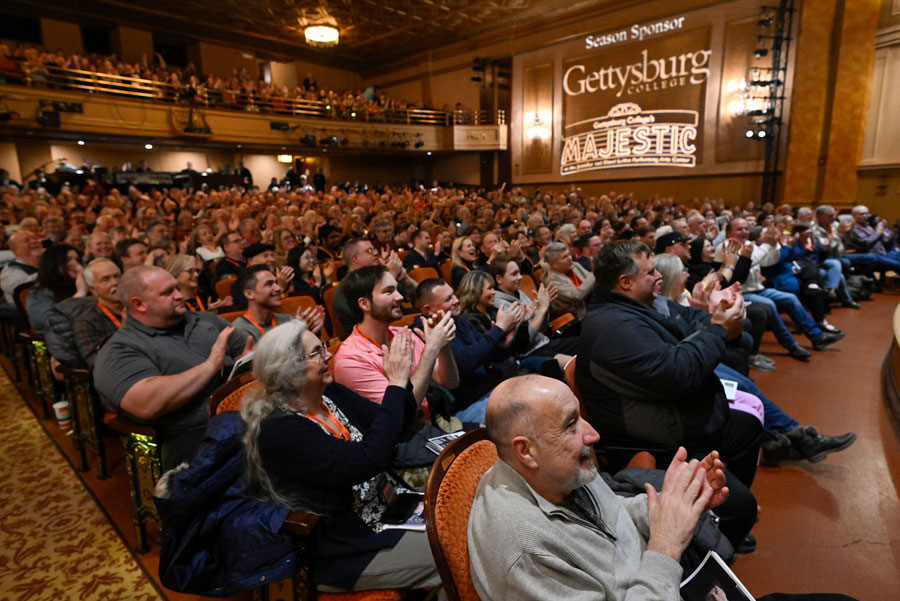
[225,257,243,268]
[186,295,204,312]
[353,325,392,349]
[305,402,352,441]
[243,312,275,336]
[97,301,122,328]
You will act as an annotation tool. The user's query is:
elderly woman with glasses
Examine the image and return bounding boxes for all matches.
[240,320,443,594]
[165,254,232,312]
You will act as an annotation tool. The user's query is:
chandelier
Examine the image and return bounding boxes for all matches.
[300,9,340,48]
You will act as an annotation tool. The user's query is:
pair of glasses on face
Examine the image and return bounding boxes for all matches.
[303,344,328,362]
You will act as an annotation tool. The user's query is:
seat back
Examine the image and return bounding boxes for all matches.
[279,294,317,318]
[14,282,35,335]
[208,371,258,415]
[519,274,538,301]
[217,309,244,323]
[215,275,237,301]
[322,282,346,339]
[439,260,453,285]
[390,312,420,328]
[424,429,496,601]
[407,267,439,285]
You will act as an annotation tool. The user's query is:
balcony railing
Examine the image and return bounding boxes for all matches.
[0,62,505,127]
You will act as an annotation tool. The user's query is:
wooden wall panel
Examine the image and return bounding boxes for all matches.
[521,62,553,175]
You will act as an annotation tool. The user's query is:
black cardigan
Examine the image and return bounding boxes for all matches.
[257,382,416,588]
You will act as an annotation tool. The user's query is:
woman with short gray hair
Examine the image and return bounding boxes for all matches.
[542,240,595,319]
[240,320,443,595]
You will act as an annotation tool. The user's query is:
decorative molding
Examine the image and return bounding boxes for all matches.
[875,23,900,48]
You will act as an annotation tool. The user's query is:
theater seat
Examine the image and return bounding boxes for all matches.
[424,429,496,601]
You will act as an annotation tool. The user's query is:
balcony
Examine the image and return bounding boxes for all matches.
[0,63,507,152]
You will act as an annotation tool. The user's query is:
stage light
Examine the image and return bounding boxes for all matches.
[144,143,153,150]
[77,140,85,146]
[745,129,755,139]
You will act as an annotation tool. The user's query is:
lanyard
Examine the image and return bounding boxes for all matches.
[97,301,122,328]
[353,325,392,349]
[186,295,205,312]
[305,402,352,441]
[225,257,243,268]
[243,312,275,336]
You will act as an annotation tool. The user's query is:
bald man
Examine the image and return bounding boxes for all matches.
[468,375,728,601]
[468,377,856,601]
[93,266,250,470]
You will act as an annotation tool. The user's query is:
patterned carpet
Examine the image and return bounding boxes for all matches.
[0,371,162,601]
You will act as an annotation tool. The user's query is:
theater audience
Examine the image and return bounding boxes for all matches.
[1,229,43,305]
[239,319,442,594]
[231,264,324,342]
[26,244,86,336]
[215,231,247,277]
[72,258,122,367]
[193,224,224,262]
[542,241,594,320]
[94,266,251,470]
[333,265,458,408]
[577,241,759,545]
[115,238,149,272]
[449,236,479,288]
[468,375,859,601]
[402,229,441,270]
[165,254,230,313]
[715,218,840,360]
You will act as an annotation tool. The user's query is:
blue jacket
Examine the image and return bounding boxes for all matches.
[153,412,299,597]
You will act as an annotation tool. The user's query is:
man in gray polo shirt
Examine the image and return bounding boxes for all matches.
[94,266,251,470]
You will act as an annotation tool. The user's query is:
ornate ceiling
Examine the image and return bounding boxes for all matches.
[8,0,620,74]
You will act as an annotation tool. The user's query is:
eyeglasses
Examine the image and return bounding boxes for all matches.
[183,268,201,275]
[363,246,378,255]
[303,344,328,362]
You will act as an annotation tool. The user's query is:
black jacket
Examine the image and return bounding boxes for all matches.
[575,291,729,448]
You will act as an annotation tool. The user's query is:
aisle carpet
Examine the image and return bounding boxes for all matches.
[0,370,162,601]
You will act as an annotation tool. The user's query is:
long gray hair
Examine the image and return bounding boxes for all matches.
[240,319,309,506]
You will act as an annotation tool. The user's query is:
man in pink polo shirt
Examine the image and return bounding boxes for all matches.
[333,264,458,412]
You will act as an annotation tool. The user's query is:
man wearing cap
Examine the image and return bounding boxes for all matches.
[229,243,294,310]
[655,232,691,263]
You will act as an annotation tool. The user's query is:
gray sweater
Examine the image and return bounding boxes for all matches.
[468,459,682,601]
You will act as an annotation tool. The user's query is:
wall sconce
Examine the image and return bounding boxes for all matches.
[525,111,551,141]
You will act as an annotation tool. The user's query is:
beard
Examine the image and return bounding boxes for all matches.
[566,446,599,492]
[371,300,401,323]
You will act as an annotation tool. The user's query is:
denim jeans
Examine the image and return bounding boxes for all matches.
[745,288,823,342]
[716,363,800,438]
[454,395,488,424]
[819,258,853,303]
[742,292,798,349]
